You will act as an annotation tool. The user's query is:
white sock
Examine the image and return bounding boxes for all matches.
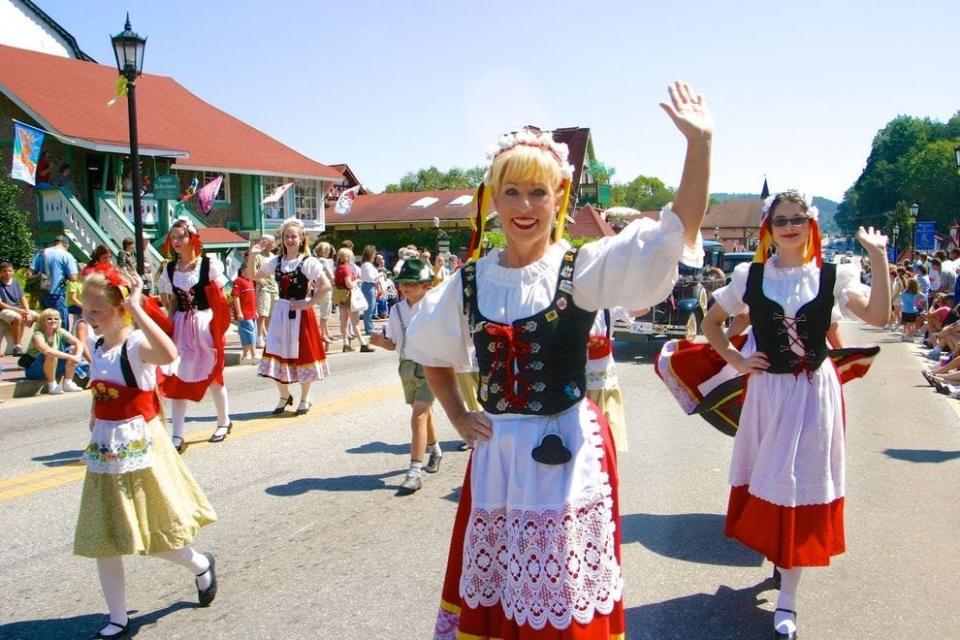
[427,441,442,457]
[155,546,212,590]
[96,556,128,632]
[775,566,802,635]
[210,383,230,427]
[170,399,187,439]
[409,460,423,477]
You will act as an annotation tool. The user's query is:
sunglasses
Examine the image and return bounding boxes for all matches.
[770,215,810,228]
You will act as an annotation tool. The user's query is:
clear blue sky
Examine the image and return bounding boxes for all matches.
[43,0,960,201]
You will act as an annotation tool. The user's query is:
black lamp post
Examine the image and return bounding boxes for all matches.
[893,223,899,252]
[714,225,720,241]
[111,15,147,276]
[955,145,960,175]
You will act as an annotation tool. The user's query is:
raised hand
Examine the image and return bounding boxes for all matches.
[123,271,144,309]
[249,244,263,256]
[660,80,713,141]
[856,226,888,254]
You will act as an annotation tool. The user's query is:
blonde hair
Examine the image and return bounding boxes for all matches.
[37,308,61,326]
[314,241,333,258]
[335,247,354,265]
[279,219,309,257]
[82,272,125,308]
[488,144,565,194]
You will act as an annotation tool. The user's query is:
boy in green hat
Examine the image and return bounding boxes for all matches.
[370,259,442,494]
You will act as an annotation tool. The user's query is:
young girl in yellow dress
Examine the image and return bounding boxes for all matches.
[76,266,218,639]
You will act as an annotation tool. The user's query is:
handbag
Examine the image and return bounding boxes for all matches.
[349,286,368,314]
[17,353,36,369]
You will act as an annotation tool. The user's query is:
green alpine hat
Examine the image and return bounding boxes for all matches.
[395,258,433,283]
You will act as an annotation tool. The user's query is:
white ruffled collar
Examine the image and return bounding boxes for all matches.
[763,255,817,279]
[480,242,569,285]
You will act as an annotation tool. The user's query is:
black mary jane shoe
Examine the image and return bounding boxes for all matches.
[272,396,293,415]
[295,401,312,416]
[208,423,232,443]
[93,619,132,639]
[171,436,187,454]
[773,608,798,640]
[196,552,218,607]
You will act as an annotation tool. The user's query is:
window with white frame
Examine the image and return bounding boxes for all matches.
[261,176,323,222]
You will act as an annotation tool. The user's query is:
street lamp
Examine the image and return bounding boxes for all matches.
[714,225,720,241]
[955,145,960,175]
[111,14,147,276]
[893,223,899,251]
[910,202,919,218]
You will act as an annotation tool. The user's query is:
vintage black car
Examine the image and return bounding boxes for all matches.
[613,240,726,342]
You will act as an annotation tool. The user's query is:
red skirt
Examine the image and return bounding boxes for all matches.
[258,307,328,384]
[434,404,626,640]
[725,485,845,569]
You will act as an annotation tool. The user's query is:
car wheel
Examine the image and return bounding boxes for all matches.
[685,312,698,340]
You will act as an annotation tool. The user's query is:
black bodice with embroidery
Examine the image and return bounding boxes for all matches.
[167,257,210,312]
[744,262,835,376]
[462,248,596,416]
[275,257,309,301]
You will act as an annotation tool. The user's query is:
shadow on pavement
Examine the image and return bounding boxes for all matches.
[0,600,193,639]
[345,440,462,455]
[884,448,960,463]
[265,471,406,496]
[621,512,764,567]
[32,449,83,467]
[625,577,776,640]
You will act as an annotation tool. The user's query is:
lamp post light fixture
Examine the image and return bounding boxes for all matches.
[893,223,899,251]
[111,14,147,276]
[955,145,960,175]
[910,202,920,218]
[714,225,720,241]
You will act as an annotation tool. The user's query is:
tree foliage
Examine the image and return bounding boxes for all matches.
[384,166,485,193]
[609,174,676,211]
[837,113,960,234]
[0,170,35,268]
[587,159,616,184]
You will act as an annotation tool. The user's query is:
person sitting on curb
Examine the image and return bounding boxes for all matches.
[369,258,441,494]
[23,308,85,394]
[0,261,37,356]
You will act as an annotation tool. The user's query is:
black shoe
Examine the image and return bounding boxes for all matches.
[360,343,375,353]
[171,436,186,454]
[272,396,293,415]
[196,552,218,607]
[424,451,442,474]
[773,608,797,639]
[397,473,422,494]
[208,423,231,443]
[295,401,312,416]
[772,565,781,590]
[457,441,472,452]
[93,620,131,639]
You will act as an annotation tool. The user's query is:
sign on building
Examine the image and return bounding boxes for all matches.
[914,221,937,251]
[153,174,180,200]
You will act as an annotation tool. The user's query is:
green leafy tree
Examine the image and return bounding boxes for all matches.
[384,166,485,192]
[587,159,616,184]
[0,173,34,267]
[609,174,676,210]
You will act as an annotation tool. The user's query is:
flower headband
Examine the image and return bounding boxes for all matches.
[762,190,819,221]
[174,215,198,235]
[483,129,575,185]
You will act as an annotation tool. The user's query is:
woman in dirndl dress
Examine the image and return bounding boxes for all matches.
[701,191,890,639]
[76,268,217,640]
[248,217,331,416]
[405,81,713,639]
[157,217,233,451]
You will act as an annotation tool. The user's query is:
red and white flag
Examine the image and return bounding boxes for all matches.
[197,174,224,215]
[334,185,361,215]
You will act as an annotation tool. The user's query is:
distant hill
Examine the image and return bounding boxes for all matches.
[710,193,840,234]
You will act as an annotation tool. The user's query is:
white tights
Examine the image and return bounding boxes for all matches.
[95,548,211,631]
[170,383,229,439]
[774,566,803,634]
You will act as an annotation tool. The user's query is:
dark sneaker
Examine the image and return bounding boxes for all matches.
[360,344,375,353]
[424,451,442,474]
[398,472,422,494]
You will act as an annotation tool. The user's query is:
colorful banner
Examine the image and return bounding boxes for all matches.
[10,121,45,185]
[262,182,293,205]
[334,185,361,215]
[197,174,224,215]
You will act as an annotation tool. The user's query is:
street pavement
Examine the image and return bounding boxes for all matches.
[0,322,958,639]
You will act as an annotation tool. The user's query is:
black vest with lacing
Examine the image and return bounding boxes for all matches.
[275,257,309,300]
[462,248,596,415]
[167,257,210,312]
[744,262,835,376]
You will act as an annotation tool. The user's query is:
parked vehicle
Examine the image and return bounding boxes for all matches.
[721,251,754,276]
[614,240,725,342]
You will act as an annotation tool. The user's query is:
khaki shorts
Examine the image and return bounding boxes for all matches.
[0,308,35,325]
[332,287,352,308]
[256,288,277,318]
[399,359,434,405]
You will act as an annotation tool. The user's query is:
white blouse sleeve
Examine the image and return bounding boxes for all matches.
[833,263,871,320]
[300,256,323,281]
[572,204,704,312]
[124,330,156,391]
[208,257,228,288]
[712,262,751,316]
[405,271,472,369]
[157,265,173,295]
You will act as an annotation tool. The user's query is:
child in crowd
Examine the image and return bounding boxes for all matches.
[0,261,37,356]
[900,277,924,342]
[24,308,85,393]
[77,268,217,640]
[369,258,440,494]
[232,262,258,363]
